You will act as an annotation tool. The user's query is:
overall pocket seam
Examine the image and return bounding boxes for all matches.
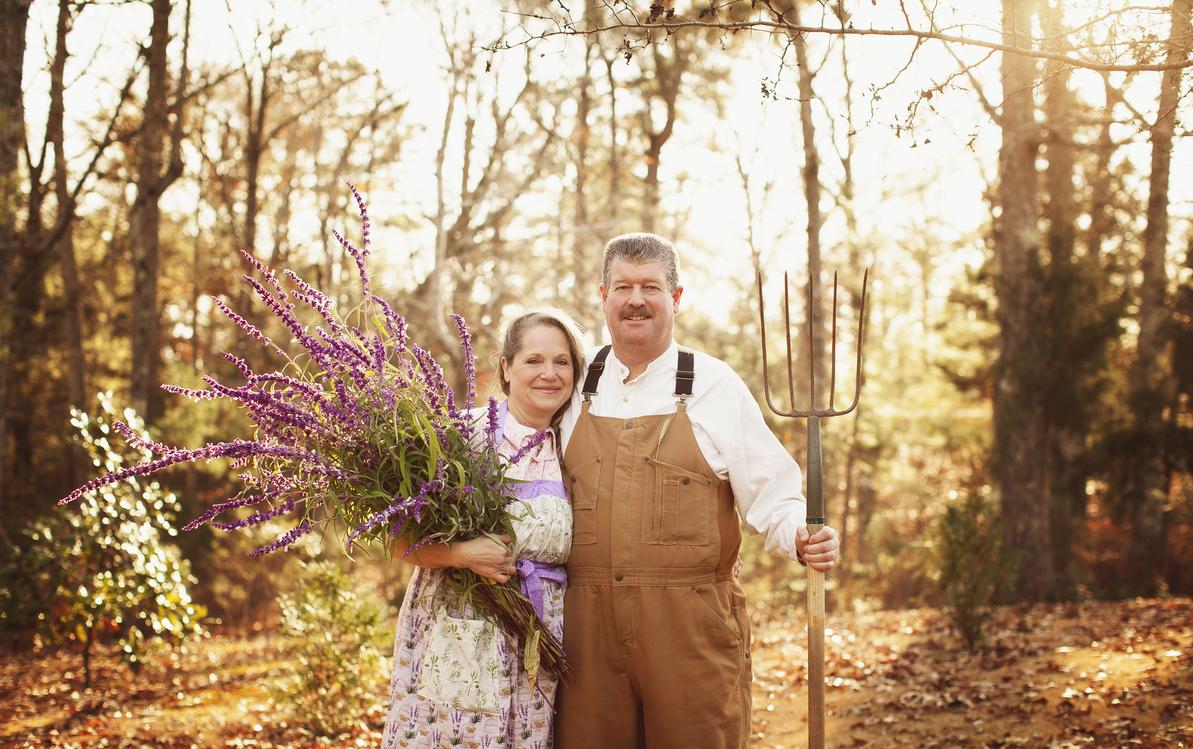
[567,456,601,545]
[642,456,713,546]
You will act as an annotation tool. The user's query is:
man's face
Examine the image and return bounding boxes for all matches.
[601,258,683,355]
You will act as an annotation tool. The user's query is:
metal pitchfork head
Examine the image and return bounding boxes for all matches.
[755,264,869,749]
[756,267,869,421]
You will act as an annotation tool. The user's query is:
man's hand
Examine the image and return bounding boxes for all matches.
[796,525,840,571]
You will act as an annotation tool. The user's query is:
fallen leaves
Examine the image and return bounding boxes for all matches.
[748,597,1193,749]
[0,598,1189,747]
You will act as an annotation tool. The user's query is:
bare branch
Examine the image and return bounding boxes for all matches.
[488,8,1193,73]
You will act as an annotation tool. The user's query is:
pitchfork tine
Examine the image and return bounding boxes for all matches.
[829,271,839,410]
[756,269,793,417]
[836,267,870,416]
[783,271,796,409]
[807,271,816,409]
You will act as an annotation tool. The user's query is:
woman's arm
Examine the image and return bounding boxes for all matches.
[393,534,516,583]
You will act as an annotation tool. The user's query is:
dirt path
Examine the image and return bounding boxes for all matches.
[2,599,1189,748]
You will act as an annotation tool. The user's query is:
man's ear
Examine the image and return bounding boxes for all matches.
[671,285,684,311]
[599,284,608,303]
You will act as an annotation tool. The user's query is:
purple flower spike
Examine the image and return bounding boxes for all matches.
[332,228,370,297]
[113,421,175,456]
[347,500,409,548]
[345,180,370,253]
[248,520,312,557]
[508,428,552,466]
[221,352,254,381]
[450,313,476,412]
[213,497,298,531]
[371,295,408,354]
[182,491,277,532]
[211,296,283,356]
[239,249,288,300]
[243,274,306,348]
[160,383,218,400]
[485,397,499,445]
[59,438,333,505]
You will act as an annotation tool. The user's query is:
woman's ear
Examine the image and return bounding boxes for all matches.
[499,357,510,384]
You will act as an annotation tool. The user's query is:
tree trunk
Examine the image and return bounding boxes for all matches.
[1040,0,1082,597]
[995,0,1053,602]
[48,0,88,483]
[8,0,57,514]
[835,34,869,594]
[234,69,267,320]
[1128,0,1192,594]
[128,0,173,425]
[640,41,683,233]
[572,3,598,330]
[0,0,31,518]
[605,54,621,231]
[430,67,459,357]
[792,12,829,411]
[1084,75,1116,259]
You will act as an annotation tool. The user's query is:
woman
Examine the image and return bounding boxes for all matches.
[381,310,584,749]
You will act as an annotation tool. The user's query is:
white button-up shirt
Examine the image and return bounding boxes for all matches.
[560,340,807,561]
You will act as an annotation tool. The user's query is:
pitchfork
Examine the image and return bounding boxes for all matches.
[756,266,869,749]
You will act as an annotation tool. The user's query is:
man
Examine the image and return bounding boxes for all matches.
[556,233,840,749]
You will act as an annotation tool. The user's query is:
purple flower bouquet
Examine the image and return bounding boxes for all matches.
[59,184,567,681]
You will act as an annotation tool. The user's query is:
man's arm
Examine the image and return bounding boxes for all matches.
[706,370,839,569]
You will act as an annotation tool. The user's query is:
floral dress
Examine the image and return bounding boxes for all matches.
[381,404,572,749]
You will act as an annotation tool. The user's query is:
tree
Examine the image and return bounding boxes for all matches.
[129,0,191,425]
[0,0,32,522]
[3,0,138,520]
[991,0,1054,602]
[1127,0,1192,593]
[416,7,568,389]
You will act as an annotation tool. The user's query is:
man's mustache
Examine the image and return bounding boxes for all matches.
[621,307,653,319]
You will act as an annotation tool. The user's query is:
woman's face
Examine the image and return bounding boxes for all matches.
[502,324,575,427]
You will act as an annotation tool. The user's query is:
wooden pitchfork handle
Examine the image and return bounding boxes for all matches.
[756,267,870,749]
[806,521,826,749]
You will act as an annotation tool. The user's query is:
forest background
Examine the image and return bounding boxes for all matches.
[0,0,1191,745]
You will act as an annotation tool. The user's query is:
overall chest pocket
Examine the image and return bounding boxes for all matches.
[565,456,601,546]
[641,456,714,546]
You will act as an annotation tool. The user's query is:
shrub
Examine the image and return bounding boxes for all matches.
[272,560,390,735]
[0,393,206,684]
[936,492,1013,649]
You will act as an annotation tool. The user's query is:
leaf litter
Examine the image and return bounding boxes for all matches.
[1,598,1189,747]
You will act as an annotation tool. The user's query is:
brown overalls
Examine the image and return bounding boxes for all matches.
[556,347,752,749]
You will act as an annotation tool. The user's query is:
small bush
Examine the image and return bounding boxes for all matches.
[272,560,390,736]
[936,492,1013,649]
[0,393,206,684]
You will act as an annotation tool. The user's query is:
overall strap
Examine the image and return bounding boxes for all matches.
[582,345,613,402]
[675,350,695,403]
[654,349,697,459]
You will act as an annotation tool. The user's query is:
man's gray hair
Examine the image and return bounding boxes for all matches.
[602,232,680,292]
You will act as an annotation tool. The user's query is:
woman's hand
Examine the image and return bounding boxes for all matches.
[450,534,516,583]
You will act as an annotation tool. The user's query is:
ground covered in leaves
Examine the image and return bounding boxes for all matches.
[1,598,1189,748]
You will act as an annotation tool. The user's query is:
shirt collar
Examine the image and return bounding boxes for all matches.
[501,408,556,447]
[608,339,679,384]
